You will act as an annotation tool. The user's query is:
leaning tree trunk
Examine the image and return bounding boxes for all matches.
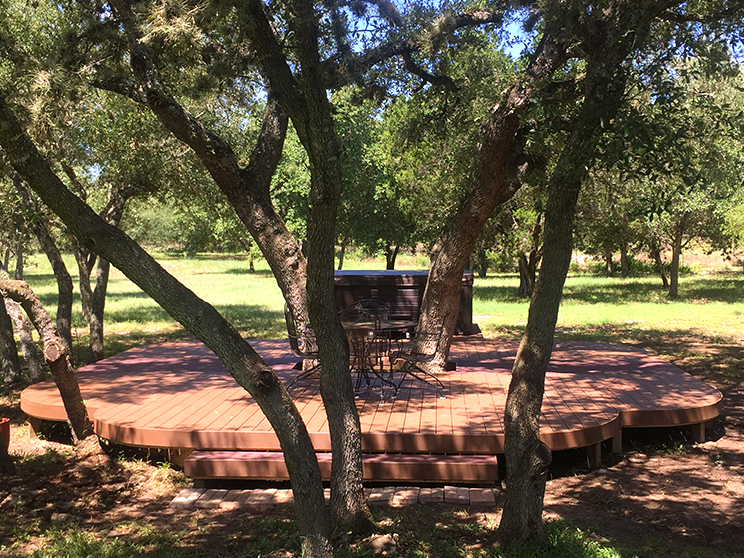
[417,37,569,371]
[0,280,93,441]
[0,89,333,558]
[0,297,22,384]
[12,176,74,353]
[498,18,638,544]
[284,0,375,536]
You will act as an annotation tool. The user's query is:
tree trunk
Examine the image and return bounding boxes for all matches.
[12,175,73,353]
[5,299,46,383]
[649,243,669,289]
[477,249,488,278]
[385,245,398,270]
[233,0,375,540]
[517,253,536,298]
[72,241,96,326]
[0,89,334,558]
[281,0,375,537]
[0,298,22,385]
[88,188,130,363]
[604,247,613,277]
[620,243,629,278]
[499,22,636,545]
[338,240,346,270]
[668,227,683,300]
[2,249,9,273]
[88,256,110,362]
[0,279,94,442]
[14,242,23,280]
[417,36,569,371]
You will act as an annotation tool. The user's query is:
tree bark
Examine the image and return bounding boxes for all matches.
[385,245,399,270]
[0,297,22,384]
[0,279,93,441]
[0,90,334,558]
[5,299,46,383]
[477,249,488,278]
[337,240,346,270]
[236,0,374,538]
[417,36,569,371]
[498,2,663,541]
[88,188,130,363]
[14,242,22,280]
[98,6,310,331]
[12,176,73,353]
[88,256,109,362]
[668,220,685,299]
[282,0,376,537]
[649,242,669,289]
[620,243,630,278]
[604,246,614,277]
[517,253,536,298]
[72,241,96,326]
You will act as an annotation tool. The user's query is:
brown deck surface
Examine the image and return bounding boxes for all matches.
[21,336,722,458]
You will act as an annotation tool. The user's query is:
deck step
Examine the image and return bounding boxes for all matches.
[184,451,498,483]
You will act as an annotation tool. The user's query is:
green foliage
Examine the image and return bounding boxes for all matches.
[271,128,311,239]
[380,37,516,247]
[335,88,414,257]
[577,65,744,278]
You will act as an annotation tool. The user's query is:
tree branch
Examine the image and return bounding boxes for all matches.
[91,77,147,104]
[231,0,310,140]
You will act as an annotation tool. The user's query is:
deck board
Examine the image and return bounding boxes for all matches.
[22,336,722,475]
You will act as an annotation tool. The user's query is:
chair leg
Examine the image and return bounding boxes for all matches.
[394,360,446,398]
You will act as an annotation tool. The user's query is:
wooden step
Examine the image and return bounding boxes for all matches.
[184,451,498,483]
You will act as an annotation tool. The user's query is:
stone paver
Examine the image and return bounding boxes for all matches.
[170,484,501,510]
[444,485,470,505]
[390,486,419,507]
[468,488,497,506]
[418,487,444,504]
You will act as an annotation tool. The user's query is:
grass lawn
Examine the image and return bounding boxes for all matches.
[475,272,744,346]
[18,251,744,361]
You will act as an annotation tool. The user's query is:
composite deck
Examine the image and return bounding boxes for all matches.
[20,336,722,482]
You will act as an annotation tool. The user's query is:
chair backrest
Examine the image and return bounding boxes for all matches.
[351,299,392,320]
[339,308,382,358]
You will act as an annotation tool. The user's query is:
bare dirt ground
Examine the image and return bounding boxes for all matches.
[1,332,742,556]
[542,331,744,556]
